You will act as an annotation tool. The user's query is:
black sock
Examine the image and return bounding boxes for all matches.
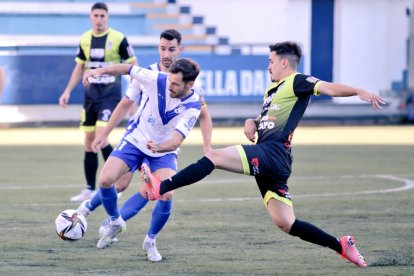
[84,151,98,190]
[160,156,215,195]
[289,219,342,254]
[101,144,113,161]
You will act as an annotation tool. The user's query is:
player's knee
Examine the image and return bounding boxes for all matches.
[272,217,293,233]
[115,173,133,192]
[98,175,114,188]
[204,150,218,165]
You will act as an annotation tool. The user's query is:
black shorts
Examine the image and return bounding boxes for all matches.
[80,100,119,132]
[238,142,293,205]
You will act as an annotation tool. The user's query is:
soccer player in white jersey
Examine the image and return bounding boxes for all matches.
[82,58,202,251]
[76,30,212,261]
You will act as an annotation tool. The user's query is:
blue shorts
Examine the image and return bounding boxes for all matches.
[110,139,177,173]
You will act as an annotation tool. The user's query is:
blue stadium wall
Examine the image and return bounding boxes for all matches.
[0,54,303,105]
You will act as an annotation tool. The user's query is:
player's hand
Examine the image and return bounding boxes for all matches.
[82,68,103,86]
[92,135,108,153]
[358,91,386,109]
[146,140,158,153]
[244,118,257,143]
[59,92,70,108]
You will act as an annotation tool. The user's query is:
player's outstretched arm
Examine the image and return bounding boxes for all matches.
[317,82,386,109]
[82,64,134,85]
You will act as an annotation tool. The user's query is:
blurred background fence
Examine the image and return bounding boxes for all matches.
[0,0,412,126]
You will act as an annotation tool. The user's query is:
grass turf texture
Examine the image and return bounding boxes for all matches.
[0,143,413,275]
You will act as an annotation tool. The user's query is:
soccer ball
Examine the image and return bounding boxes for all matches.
[55,209,87,241]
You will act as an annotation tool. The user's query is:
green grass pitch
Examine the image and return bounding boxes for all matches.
[0,144,413,275]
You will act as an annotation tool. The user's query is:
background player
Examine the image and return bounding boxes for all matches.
[58,2,137,202]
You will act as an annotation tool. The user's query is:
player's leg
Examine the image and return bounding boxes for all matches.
[77,171,134,217]
[266,195,367,267]
[151,145,244,196]
[143,167,175,262]
[96,156,130,248]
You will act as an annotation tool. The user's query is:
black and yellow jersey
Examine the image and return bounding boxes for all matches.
[76,28,136,102]
[257,73,322,146]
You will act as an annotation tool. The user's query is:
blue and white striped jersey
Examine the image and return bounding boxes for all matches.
[123,65,202,157]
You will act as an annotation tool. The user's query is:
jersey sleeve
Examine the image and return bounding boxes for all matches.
[119,37,136,64]
[293,74,322,96]
[192,80,207,107]
[75,43,86,64]
[174,108,201,138]
[128,66,159,92]
[125,79,142,101]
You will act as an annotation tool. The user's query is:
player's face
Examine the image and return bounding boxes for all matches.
[268,52,286,82]
[159,38,181,71]
[90,9,108,34]
[168,72,193,98]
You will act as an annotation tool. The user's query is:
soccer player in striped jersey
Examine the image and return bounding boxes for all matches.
[82,58,204,253]
[143,41,386,267]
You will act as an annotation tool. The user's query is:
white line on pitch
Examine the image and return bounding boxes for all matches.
[0,175,413,207]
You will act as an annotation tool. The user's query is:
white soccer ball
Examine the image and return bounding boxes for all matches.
[55,209,87,241]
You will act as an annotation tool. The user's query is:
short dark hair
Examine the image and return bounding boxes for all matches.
[160,29,182,45]
[269,41,302,67]
[170,58,200,83]
[91,2,108,12]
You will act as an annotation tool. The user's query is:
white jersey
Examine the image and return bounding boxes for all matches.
[123,65,201,157]
[146,62,206,103]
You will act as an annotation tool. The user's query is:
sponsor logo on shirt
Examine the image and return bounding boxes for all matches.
[258,115,276,130]
[306,76,319,83]
[270,104,280,110]
[90,48,105,59]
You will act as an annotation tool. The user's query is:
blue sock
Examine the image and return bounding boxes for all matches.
[120,193,148,221]
[100,186,120,220]
[86,190,102,212]
[147,200,173,239]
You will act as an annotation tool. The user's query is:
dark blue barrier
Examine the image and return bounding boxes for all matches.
[0,54,303,105]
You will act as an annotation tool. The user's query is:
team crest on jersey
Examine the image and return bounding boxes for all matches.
[174,105,185,114]
[147,115,155,126]
[101,109,112,122]
[306,76,319,83]
[185,116,197,130]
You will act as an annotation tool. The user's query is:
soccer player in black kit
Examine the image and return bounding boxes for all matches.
[142,41,385,267]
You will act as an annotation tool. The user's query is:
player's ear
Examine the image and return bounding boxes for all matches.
[186,80,195,89]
